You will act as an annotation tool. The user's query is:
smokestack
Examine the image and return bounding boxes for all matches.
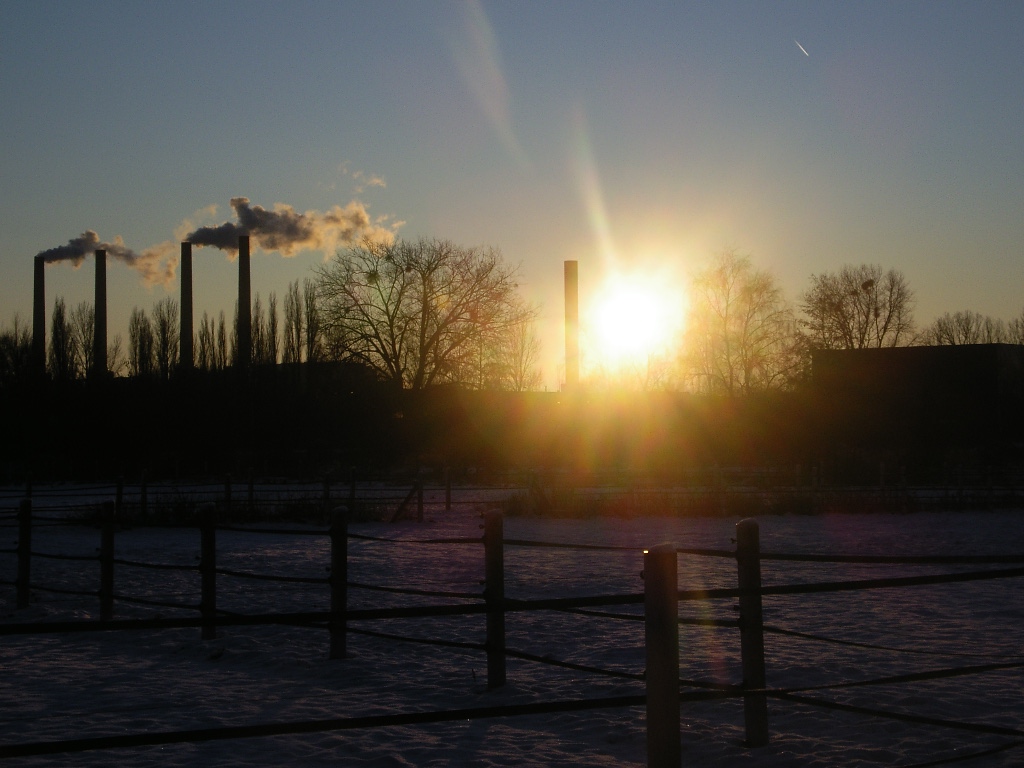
[93,249,107,379]
[236,235,251,370]
[564,260,579,390]
[179,242,193,372]
[32,256,45,377]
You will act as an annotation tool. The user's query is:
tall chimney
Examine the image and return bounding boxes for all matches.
[564,260,579,390]
[236,235,251,370]
[92,249,107,379]
[32,256,45,377]
[179,242,193,372]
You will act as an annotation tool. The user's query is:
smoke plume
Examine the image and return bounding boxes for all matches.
[186,197,396,256]
[36,230,178,286]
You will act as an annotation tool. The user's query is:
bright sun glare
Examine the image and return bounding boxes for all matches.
[586,272,685,370]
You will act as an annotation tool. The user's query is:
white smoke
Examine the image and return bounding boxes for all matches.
[36,231,178,286]
[186,197,397,255]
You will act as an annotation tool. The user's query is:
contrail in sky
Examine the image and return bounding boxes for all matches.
[794,39,809,57]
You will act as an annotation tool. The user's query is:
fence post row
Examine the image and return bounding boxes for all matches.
[16,499,31,609]
[483,510,506,689]
[99,501,115,622]
[736,518,769,747]
[329,505,349,660]
[199,503,217,640]
[644,543,681,768]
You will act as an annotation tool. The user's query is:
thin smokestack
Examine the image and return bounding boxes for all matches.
[564,260,579,390]
[33,256,45,377]
[179,242,193,372]
[93,249,107,379]
[236,235,251,370]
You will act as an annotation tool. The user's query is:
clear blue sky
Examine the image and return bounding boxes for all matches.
[2,1,1023,386]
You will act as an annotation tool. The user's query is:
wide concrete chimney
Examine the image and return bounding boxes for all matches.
[92,249,107,379]
[179,242,193,372]
[564,260,579,390]
[32,256,45,377]
[236,235,251,370]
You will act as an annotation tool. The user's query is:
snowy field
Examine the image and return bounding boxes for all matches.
[2,494,1024,767]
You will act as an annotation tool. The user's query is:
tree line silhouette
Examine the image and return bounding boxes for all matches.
[3,240,1023,482]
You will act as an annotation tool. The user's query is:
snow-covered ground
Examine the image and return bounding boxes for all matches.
[2,495,1023,766]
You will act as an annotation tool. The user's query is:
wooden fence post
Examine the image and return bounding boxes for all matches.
[200,503,217,640]
[329,506,349,659]
[644,542,680,768]
[16,499,31,609]
[736,518,769,747]
[100,500,115,621]
[483,510,506,688]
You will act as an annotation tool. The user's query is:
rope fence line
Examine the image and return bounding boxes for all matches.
[28,584,98,599]
[0,694,650,760]
[347,580,482,601]
[899,742,1024,768]
[760,551,1024,565]
[346,624,488,653]
[763,624,1024,660]
[111,557,197,572]
[770,690,1024,738]
[214,567,329,585]
[348,531,481,545]
[217,524,329,536]
[5,503,1024,767]
[28,549,98,562]
[502,647,646,682]
[112,594,200,611]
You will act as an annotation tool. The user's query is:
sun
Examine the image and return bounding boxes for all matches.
[585,271,684,370]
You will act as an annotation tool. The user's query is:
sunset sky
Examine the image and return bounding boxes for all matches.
[2,1,1023,387]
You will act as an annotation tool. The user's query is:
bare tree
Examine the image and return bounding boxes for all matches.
[152,298,179,380]
[0,315,32,388]
[683,250,801,395]
[800,264,915,349]
[197,311,215,370]
[107,334,128,377]
[48,298,78,381]
[924,311,1006,345]
[267,292,280,365]
[252,294,267,365]
[316,238,535,389]
[283,280,303,364]
[216,311,229,369]
[70,301,95,378]
[495,303,543,391]
[303,278,322,363]
[1007,310,1024,344]
[458,297,541,390]
[128,307,155,378]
